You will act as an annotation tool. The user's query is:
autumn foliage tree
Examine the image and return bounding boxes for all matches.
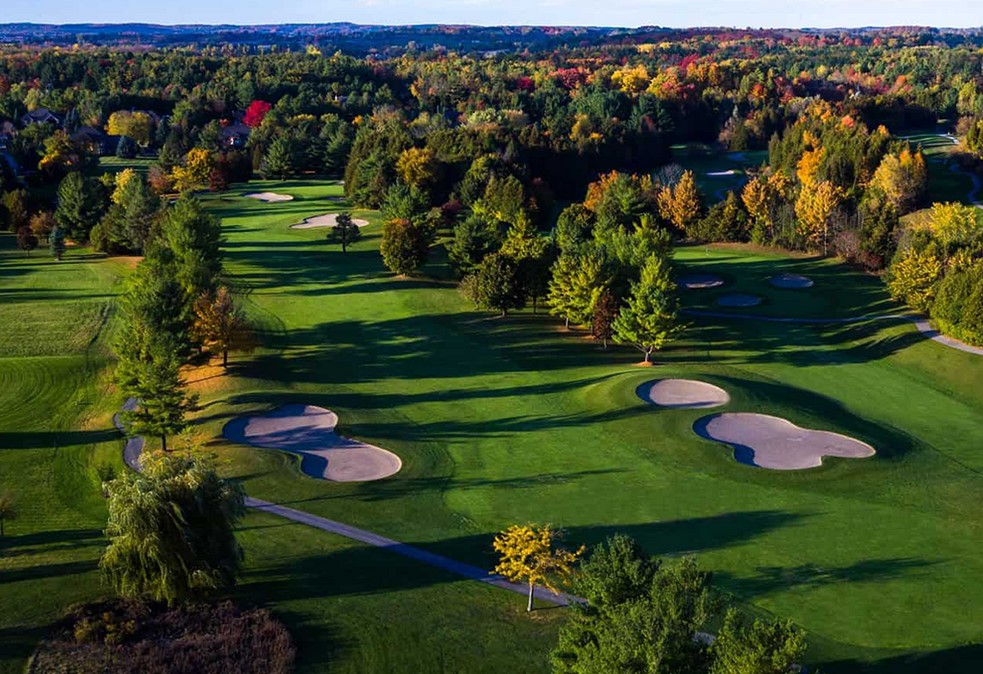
[657,170,704,234]
[493,524,584,612]
[591,289,620,348]
[794,180,843,254]
[192,286,256,368]
[243,100,272,128]
[380,218,430,275]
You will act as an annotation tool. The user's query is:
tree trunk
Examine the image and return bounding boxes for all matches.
[527,581,534,612]
[565,316,570,329]
[644,350,651,364]
[161,435,168,452]
[223,349,229,368]
[501,309,507,318]
[533,296,538,314]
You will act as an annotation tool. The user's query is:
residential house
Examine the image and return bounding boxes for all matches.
[20,108,62,127]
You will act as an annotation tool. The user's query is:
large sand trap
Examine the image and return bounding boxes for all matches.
[637,379,730,409]
[679,273,725,290]
[717,293,762,307]
[694,413,875,470]
[244,192,294,203]
[769,273,814,289]
[290,213,370,229]
[223,404,401,481]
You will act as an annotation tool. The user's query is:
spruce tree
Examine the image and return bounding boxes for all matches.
[612,255,684,364]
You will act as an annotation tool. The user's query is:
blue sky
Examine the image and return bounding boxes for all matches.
[1,0,980,28]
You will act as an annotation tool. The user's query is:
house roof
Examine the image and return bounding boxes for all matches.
[220,121,251,139]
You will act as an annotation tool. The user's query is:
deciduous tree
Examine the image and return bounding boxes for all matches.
[612,255,683,364]
[192,286,256,367]
[548,249,607,329]
[101,452,244,605]
[0,491,16,537]
[493,524,583,612]
[380,218,429,275]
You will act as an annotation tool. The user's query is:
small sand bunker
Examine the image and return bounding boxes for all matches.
[223,404,401,482]
[717,293,762,308]
[244,192,294,203]
[679,273,725,290]
[706,169,738,177]
[637,379,730,409]
[769,273,814,289]
[290,214,370,229]
[694,413,875,470]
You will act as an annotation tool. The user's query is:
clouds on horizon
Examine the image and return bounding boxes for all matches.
[3,0,981,29]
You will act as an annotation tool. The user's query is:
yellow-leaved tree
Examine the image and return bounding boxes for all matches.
[492,524,584,611]
[870,149,927,214]
[657,170,703,234]
[887,248,944,313]
[170,148,214,193]
[795,180,842,255]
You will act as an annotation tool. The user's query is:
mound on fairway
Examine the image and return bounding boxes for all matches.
[244,192,294,203]
[693,413,875,470]
[637,379,730,409]
[679,273,725,289]
[290,214,370,229]
[717,293,762,307]
[769,273,814,289]
[223,404,401,481]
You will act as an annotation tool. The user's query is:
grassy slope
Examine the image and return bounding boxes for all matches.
[4,178,983,673]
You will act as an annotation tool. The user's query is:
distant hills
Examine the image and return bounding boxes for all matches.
[1,23,980,54]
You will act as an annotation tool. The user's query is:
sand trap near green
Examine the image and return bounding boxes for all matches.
[679,273,725,289]
[244,192,294,203]
[290,214,370,229]
[717,293,762,307]
[637,379,730,409]
[694,413,875,470]
[769,273,814,289]
[223,404,401,481]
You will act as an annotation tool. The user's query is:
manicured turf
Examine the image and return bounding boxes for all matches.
[668,144,769,202]
[4,179,983,673]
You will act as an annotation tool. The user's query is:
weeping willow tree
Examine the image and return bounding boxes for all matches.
[100,452,245,605]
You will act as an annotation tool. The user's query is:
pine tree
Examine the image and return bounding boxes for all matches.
[124,345,198,452]
[612,255,684,364]
[263,137,297,180]
[329,211,363,253]
[49,225,66,260]
[54,172,103,241]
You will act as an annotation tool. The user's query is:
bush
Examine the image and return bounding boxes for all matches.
[932,262,983,346]
[30,600,295,674]
[380,218,430,275]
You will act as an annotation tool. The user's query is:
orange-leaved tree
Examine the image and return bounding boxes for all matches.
[493,524,584,612]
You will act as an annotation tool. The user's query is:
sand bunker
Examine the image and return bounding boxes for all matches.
[290,214,370,229]
[679,273,725,290]
[706,170,738,177]
[637,379,730,409]
[769,273,814,289]
[717,293,762,308]
[223,404,401,481]
[693,413,875,470]
[244,192,294,203]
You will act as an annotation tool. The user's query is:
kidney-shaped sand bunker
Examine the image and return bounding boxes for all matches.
[637,379,730,409]
[693,413,875,470]
[223,404,401,482]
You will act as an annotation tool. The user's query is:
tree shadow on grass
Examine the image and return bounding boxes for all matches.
[0,428,119,450]
[821,644,983,674]
[0,528,103,558]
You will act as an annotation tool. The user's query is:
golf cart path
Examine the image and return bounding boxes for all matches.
[114,399,572,607]
[683,310,983,356]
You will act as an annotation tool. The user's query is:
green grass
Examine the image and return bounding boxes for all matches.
[4,179,983,673]
[668,144,768,202]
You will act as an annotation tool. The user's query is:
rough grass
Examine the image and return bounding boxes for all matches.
[4,179,983,673]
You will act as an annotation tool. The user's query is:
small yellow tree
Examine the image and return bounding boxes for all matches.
[657,170,703,234]
[795,180,842,254]
[192,286,256,368]
[171,148,214,193]
[492,524,584,612]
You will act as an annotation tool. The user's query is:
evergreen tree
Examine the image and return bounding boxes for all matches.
[49,225,66,260]
[262,136,297,179]
[116,135,138,159]
[54,172,103,241]
[124,344,198,452]
[448,214,500,275]
[612,255,684,364]
[329,211,362,253]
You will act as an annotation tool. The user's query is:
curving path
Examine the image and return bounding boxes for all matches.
[115,398,572,607]
[682,310,983,357]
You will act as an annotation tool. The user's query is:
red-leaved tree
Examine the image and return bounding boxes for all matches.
[243,100,272,128]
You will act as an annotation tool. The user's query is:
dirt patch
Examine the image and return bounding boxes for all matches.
[693,412,875,470]
[637,379,730,409]
[222,404,401,481]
